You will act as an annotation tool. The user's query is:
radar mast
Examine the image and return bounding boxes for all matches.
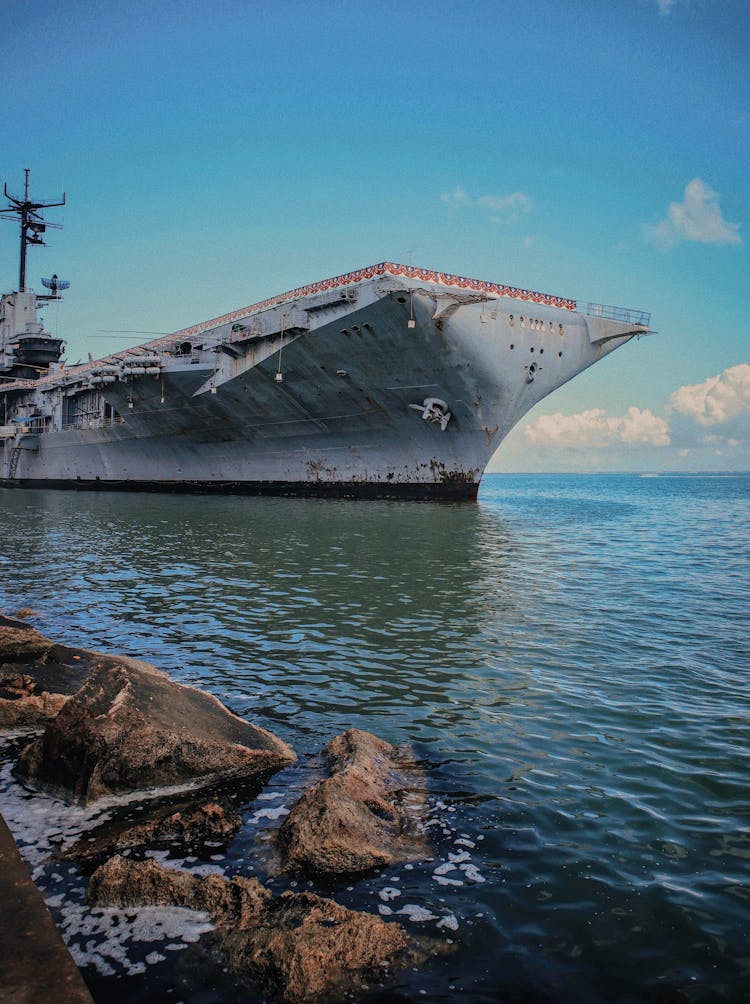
[1,169,66,292]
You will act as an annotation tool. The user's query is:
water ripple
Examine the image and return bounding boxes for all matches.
[1,473,748,1002]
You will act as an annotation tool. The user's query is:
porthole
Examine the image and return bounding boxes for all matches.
[397,296,406,303]
[510,343,515,350]
[540,348,544,354]
[559,324,564,335]
[509,315,514,326]
[530,346,535,353]
[520,316,525,327]
[558,351,563,357]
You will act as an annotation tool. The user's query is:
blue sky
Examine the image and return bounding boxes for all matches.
[2,0,748,472]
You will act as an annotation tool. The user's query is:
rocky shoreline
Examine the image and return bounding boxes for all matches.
[0,614,439,1002]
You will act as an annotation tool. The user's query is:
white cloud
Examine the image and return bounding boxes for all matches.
[524,406,670,449]
[441,186,470,208]
[499,364,750,471]
[646,178,742,250]
[621,406,672,445]
[657,0,676,14]
[669,363,750,426]
[440,186,532,223]
[476,192,532,215]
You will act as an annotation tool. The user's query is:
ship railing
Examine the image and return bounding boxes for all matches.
[62,415,126,431]
[1,423,49,437]
[579,302,651,327]
[3,416,46,434]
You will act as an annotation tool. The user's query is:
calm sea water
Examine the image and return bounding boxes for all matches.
[1,474,748,1004]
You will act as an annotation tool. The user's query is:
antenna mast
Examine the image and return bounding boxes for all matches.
[1,168,66,292]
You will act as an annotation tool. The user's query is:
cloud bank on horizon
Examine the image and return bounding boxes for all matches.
[494,364,750,472]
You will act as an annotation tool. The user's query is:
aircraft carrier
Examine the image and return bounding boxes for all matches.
[0,173,650,499]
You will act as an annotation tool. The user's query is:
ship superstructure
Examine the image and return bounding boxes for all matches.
[0,175,650,499]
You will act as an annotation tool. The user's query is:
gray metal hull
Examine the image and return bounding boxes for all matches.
[1,264,647,498]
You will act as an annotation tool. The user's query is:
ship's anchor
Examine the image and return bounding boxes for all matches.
[409,397,452,431]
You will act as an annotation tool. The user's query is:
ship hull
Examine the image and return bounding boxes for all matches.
[1,263,647,498]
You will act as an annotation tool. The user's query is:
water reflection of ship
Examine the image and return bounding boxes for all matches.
[4,491,523,733]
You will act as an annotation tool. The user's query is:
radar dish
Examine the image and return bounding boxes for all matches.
[41,275,70,292]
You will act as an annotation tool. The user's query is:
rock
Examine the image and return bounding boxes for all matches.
[88,855,411,1002]
[64,798,243,869]
[230,890,410,1003]
[0,671,69,727]
[13,606,39,620]
[16,657,296,804]
[0,617,93,728]
[0,617,55,665]
[88,854,270,926]
[279,728,428,875]
[1,618,295,800]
